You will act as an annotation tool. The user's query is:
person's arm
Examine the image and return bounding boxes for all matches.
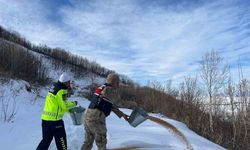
[112,104,129,120]
[56,89,77,112]
[102,86,129,120]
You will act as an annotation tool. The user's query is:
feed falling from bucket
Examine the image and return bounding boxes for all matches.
[128,108,148,127]
[69,106,85,125]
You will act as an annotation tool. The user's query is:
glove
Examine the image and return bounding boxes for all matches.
[74,101,78,106]
[67,89,74,97]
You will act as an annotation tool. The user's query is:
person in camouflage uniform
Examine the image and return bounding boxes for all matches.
[81,73,129,150]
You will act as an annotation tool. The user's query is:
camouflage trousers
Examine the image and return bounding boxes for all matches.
[81,109,107,150]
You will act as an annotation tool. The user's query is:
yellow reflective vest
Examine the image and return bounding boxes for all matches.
[41,86,76,121]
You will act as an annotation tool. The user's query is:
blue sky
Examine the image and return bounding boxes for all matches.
[0,0,250,85]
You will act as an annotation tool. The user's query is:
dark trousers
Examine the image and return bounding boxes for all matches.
[36,120,67,150]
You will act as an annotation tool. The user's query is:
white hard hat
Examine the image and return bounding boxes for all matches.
[59,73,71,83]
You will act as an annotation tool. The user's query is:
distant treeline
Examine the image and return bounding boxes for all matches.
[0,39,47,83]
[0,25,134,85]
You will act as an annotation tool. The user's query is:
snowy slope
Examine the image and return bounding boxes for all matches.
[0,79,226,150]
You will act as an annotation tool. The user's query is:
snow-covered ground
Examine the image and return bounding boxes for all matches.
[0,79,226,150]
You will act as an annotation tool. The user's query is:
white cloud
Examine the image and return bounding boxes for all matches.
[0,0,70,45]
[0,0,249,85]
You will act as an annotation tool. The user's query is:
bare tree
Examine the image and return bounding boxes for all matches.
[0,90,18,122]
[199,50,229,132]
[237,63,250,147]
[226,75,237,148]
[164,79,179,98]
[179,76,203,128]
[179,76,202,104]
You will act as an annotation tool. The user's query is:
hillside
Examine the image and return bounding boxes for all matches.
[0,25,134,85]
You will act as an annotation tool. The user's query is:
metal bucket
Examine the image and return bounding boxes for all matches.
[69,106,86,126]
[128,108,148,127]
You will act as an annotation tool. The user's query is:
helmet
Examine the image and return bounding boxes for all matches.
[59,73,71,83]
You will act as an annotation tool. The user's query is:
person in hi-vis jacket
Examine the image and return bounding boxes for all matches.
[36,73,77,150]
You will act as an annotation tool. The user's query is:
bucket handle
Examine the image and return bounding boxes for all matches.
[72,111,78,124]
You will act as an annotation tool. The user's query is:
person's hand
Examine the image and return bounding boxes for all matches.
[74,101,78,106]
[67,89,74,97]
[123,114,129,121]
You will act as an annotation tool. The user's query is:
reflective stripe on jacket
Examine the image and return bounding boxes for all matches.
[41,82,76,121]
[88,83,125,118]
